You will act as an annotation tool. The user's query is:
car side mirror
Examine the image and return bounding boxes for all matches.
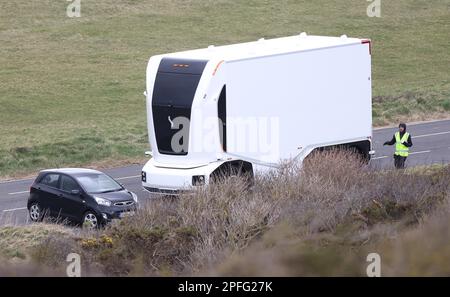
[145,151,153,157]
[71,189,81,195]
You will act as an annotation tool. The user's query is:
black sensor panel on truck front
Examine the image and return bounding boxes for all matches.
[152,58,208,155]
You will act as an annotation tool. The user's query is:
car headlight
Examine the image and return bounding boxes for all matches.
[94,196,111,207]
[130,192,138,203]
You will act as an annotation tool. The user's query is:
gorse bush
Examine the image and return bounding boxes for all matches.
[17,151,450,276]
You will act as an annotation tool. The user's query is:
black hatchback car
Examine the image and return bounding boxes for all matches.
[27,168,138,228]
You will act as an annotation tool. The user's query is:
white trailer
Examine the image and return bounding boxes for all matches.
[142,34,373,194]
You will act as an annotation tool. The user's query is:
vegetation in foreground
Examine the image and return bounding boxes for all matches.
[1,151,449,276]
[1,0,449,177]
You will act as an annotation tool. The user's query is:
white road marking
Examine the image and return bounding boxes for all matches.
[372,150,431,160]
[2,207,27,212]
[1,173,140,187]
[8,190,29,195]
[6,175,140,196]
[0,177,33,185]
[409,150,431,155]
[115,175,141,181]
[372,156,388,160]
[413,131,450,139]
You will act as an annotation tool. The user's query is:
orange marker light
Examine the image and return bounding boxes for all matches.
[213,60,224,76]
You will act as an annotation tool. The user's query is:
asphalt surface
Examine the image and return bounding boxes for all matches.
[1,119,449,225]
[372,119,450,167]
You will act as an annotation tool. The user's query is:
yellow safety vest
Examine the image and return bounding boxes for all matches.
[395,132,409,157]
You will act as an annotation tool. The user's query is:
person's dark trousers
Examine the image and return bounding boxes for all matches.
[394,154,407,169]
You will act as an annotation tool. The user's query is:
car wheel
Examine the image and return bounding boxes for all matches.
[82,211,99,229]
[29,202,42,222]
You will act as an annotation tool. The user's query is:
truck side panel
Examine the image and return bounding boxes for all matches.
[225,43,372,163]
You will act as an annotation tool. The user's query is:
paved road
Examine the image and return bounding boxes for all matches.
[372,119,450,168]
[1,119,449,225]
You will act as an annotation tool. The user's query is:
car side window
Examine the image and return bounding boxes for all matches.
[40,174,60,188]
[60,175,80,193]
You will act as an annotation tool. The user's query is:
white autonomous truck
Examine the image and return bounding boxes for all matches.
[142,34,373,194]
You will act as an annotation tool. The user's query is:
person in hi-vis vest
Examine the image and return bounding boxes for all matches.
[383,123,413,169]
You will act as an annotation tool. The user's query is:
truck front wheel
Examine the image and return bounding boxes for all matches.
[210,161,254,186]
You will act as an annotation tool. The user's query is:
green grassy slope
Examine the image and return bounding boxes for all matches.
[0,0,449,176]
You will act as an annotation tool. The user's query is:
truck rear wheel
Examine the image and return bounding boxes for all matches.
[304,146,368,167]
[306,140,371,165]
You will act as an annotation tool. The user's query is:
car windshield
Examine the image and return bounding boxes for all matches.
[76,173,122,194]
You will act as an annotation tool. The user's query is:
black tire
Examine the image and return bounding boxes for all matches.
[29,202,43,222]
[82,211,100,229]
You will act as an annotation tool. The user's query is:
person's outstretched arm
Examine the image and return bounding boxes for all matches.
[383,135,396,146]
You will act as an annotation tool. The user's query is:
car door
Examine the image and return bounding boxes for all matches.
[59,174,87,222]
[37,173,62,218]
